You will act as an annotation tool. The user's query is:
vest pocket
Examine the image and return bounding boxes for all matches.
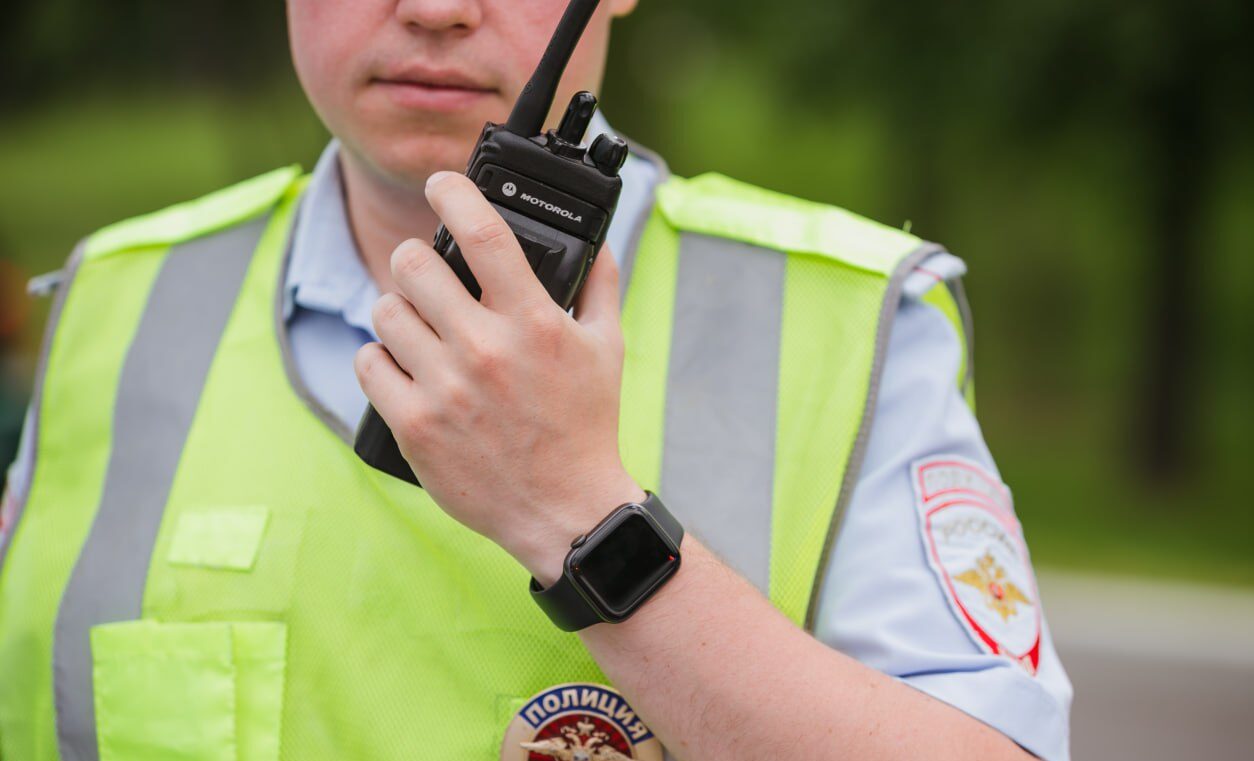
[90,620,286,761]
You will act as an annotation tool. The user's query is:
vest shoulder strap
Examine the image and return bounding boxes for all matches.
[654,172,923,276]
[82,165,306,261]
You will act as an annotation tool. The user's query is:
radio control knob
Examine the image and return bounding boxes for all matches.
[589,133,629,177]
[557,91,598,145]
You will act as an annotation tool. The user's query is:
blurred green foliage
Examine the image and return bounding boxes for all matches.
[0,0,1251,584]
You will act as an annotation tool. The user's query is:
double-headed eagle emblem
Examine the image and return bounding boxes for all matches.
[953,551,1032,622]
[521,719,633,761]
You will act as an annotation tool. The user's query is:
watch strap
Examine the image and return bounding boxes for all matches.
[643,491,684,548]
[529,574,604,632]
[531,491,682,632]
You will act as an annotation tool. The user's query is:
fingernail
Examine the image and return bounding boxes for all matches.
[426,171,453,191]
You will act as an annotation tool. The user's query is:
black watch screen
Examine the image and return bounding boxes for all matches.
[571,509,680,619]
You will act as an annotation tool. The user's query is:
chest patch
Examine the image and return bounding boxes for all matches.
[911,455,1041,675]
[501,683,663,761]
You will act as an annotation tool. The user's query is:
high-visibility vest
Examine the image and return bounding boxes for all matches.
[0,163,970,761]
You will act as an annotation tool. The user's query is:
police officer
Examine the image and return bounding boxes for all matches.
[0,1,1071,760]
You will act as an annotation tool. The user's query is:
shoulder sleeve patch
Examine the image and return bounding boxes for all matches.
[911,454,1042,675]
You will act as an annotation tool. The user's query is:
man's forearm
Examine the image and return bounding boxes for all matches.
[579,538,1033,761]
[356,176,1036,760]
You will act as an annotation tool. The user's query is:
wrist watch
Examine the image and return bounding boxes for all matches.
[530,491,684,632]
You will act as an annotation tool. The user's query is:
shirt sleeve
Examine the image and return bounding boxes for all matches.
[1,403,35,549]
[5,404,33,492]
[809,279,1073,761]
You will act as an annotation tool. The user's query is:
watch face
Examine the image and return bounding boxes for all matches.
[572,510,679,618]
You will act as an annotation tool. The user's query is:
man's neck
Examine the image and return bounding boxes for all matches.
[338,149,442,295]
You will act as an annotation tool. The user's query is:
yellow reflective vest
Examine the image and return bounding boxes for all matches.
[0,163,968,760]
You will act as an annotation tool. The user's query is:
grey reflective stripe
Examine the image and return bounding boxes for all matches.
[0,242,86,575]
[659,234,784,594]
[54,217,270,761]
[802,242,947,631]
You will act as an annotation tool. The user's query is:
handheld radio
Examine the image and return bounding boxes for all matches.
[353,0,626,486]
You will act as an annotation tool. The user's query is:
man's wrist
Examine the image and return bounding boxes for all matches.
[508,471,647,587]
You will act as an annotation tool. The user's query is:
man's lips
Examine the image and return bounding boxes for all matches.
[370,64,498,112]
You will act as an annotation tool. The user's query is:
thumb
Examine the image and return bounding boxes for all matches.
[573,247,621,333]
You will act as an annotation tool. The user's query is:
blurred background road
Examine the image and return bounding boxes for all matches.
[1,1,1251,757]
[1042,572,1254,758]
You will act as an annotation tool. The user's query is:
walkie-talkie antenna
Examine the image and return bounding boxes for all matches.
[504,0,601,136]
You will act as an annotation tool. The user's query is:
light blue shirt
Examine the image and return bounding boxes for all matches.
[6,121,1070,760]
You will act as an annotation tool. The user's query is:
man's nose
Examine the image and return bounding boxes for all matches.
[395,0,484,32]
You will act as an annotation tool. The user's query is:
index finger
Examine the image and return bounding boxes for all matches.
[425,172,548,313]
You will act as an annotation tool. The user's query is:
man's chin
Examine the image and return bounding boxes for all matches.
[355,129,481,189]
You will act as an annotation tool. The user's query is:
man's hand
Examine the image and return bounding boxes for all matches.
[354,171,644,585]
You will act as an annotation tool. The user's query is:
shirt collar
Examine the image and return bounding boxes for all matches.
[283,139,380,338]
